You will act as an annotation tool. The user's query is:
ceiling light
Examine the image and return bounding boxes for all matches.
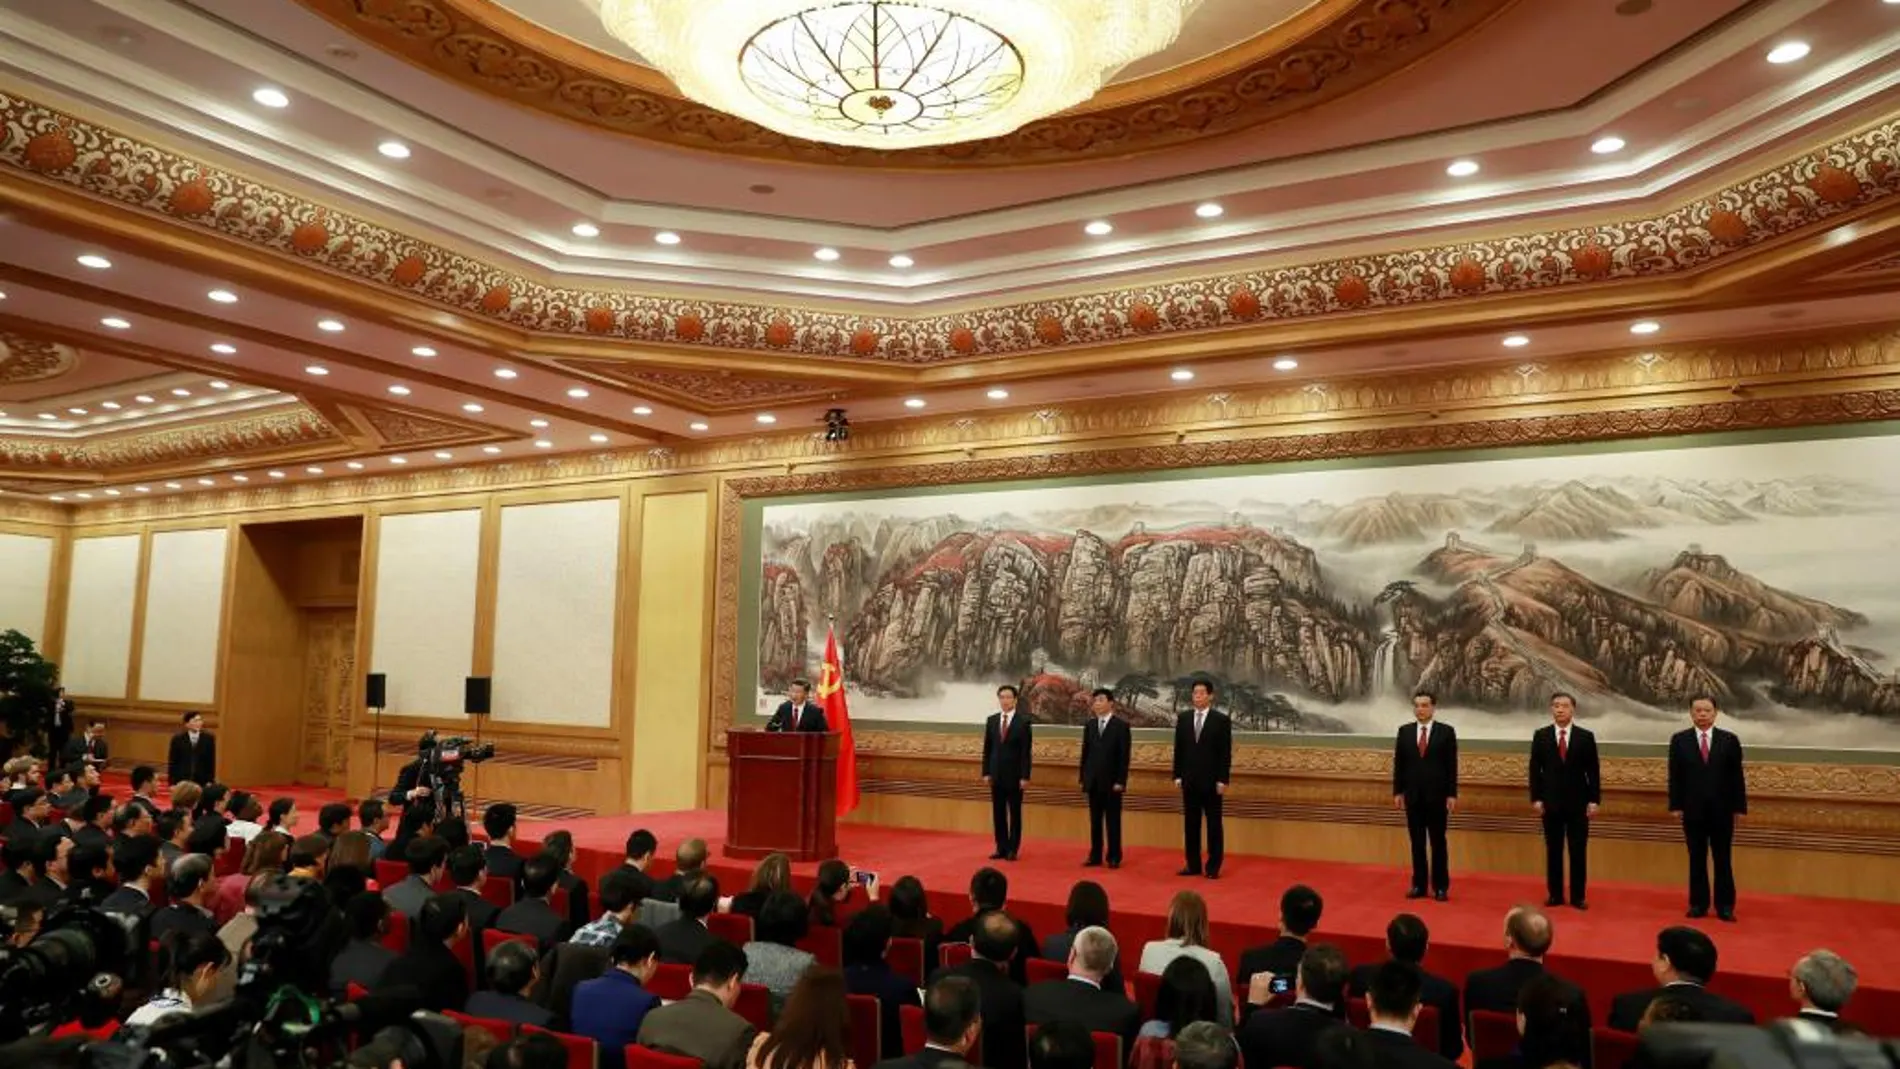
[483,446,501,454]
[411,346,437,358]
[170,388,190,397]
[252,87,290,108]
[1590,136,1626,155]
[208,381,230,390]
[1272,358,1299,371]
[1766,41,1811,64]
[135,486,150,492]
[48,496,65,502]
[67,407,87,415]
[434,451,452,459]
[632,405,653,416]
[231,474,249,483]
[37,413,57,421]
[1630,320,1662,335]
[100,317,130,329]
[529,419,550,428]
[903,398,926,409]
[1446,159,1481,177]
[888,254,914,268]
[598,1,1195,150]
[1194,202,1224,219]
[101,401,121,410]
[533,440,553,449]
[387,385,411,396]
[1169,369,1195,382]
[567,387,590,399]
[77,254,112,269]
[755,413,777,424]
[462,403,485,413]
[689,421,709,431]
[207,289,238,303]
[210,343,237,354]
[813,247,841,262]
[571,223,601,238]
[494,368,518,379]
[73,493,92,500]
[654,231,682,245]
[1502,334,1531,348]
[267,471,285,479]
[1084,220,1114,236]
[196,479,214,487]
[304,365,329,376]
[986,388,1009,400]
[317,319,345,332]
[377,140,412,159]
[589,433,609,443]
[104,489,121,497]
[389,456,408,464]
[166,481,183,488]
[346,461,364,470]
[134,394,155,403]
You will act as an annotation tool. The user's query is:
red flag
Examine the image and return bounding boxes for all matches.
[816,625,859,816]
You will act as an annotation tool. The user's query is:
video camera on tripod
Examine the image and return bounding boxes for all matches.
[413,730,495,821]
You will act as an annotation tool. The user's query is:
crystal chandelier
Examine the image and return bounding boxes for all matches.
[599,0,1199,150]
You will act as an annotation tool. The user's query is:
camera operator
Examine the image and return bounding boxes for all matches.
[125,929,230,1026]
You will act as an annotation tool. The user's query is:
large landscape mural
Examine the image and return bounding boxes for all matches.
[754,431,1900,748]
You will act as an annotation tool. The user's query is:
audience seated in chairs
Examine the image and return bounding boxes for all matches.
[745,966,853,1069]
[494,1032,573,1069]
[463,935,555,1028]
[155,810,192,866]
[330,890,399,997]
[1170,1023,1237,1069]
[1132,956,1223,1069]
[1789,949,1862,1033]
[495,852,572,949]
[102,835,164,923]
[572,867,644,950]
[810,857,878,929]
[375,891,470,1013]
[1235,942,1349,1069]
[127,929,231,1027]
[745,889,819,1019]
[946,867,1041,986]
[652,837,710,903]
[1606,926,1753,1031]
[1138,890,1234,1027]
[872,974,982,1069]
[1349,914,1461,1062]
[657,872,721,965]
[617,827,661,902]
[1042,882,1122,997]
[384,837,446,922]
[316,802,353,842]
[1024,924,1139,1053]
[572,923,665,1058]
[149,853,219,943]
[1359,962,1456,1069]
[888,875,945,974]
[1466,907,1592,1030]
[732,852,793,918]
[843,905,923,1059]
[482,802,524,883]
[930,909,1027,1069]
[358,798,391,861]
[639,940,760,1069]
[1480,974,1589,1069]
[541,829,593,932]
[1026,1021,1096,1069]
[448,842,499,937]
[1238,884,1323,1013]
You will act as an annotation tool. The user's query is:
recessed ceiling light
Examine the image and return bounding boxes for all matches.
[166,481,183,488]
[48,496,65,502]
[77,254,112,269]
[389,456,407,465]
[100,317,130,329]
[231,474,248,483]
[104,489,121,497]
[903,398,926,409]
[134,394,155,403]
[529,418,549,428]
[346,461,364,470]
[1170,369,1195,382]
[170,388,190,397]
[317,319,345,332]
[387,385,411,396]
[210,343,237,354]
[462,403,485,413]
[1084,220,1114,236]
[533,439,553,449]
[632,405,653,416]
[73,493,92,500]
[654,231,682,245]
[207,289,238,303]
[304,365,329,376]
[813,247,840,262]
[1446,160,1481,177]
[267,471,285,479]
[567,387,590,399]
[494,368,518,379]
[434,451,452,460]
[1766,41,1811,64]
[67,407,87,415]
[1590,136,1627,155]
[571,223,600,238]
[1502,334,1531,348]
[482,445,501,454]
[589,433,609,443]
[101,401,121,410]
[1630,320,1662,335]
[1195,203,1224,219]
[888,254,914,269]
[986,388,1009,400]
[1272,357,1300,371]
[252,87,290,108]
[37,413,57,421]
[411,346,437,358]
[755,413,777,424]
[196,478,214,487]
[377,140,411,159]
[134,485,150,492]
[689,421,709,431]
[208,381,230,390]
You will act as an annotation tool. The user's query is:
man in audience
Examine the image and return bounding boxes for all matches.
[375,891,469,1012]
[436,816,471,852]
[572,868,643,949]
[946,866,1041,982]
[652,837,709,902]
[570,923,662,1061]
[102,835,164,922]
[129,766,162,819]
[0,833,45,905]
[6,787,51,841]
[1464,906,1590,1028]
[65,842,113,905]
[1789,949,1859,1031]
[223,791,260,843]
[465,939,555,1027]
[1348,914,1460,1062]
[47,766,84,812]
[1360,962,1454,1069]
[316,803,353,842]
[657,873,720,963]
[62,795,112,851]
[113,802,154,841]
[359,798,390,860]
[331,893,400,998]
[288,835,331,882]
[482,803,524,883]
[618,828,659,901]
[495,852,571,948]
[1239,884,1322,994]
[847,905,926,1059]
[447,843,499,938]
[150,853,219,942]
[1024,924,1139,1051]
[1608,926,1754,1030]
[63,719,108,771]
[1237,943,1349,1069]
[1174,1023,1238,1069]
[157,810,193,865]
[385,837,448,922]
[873,974,982,1069]
[33,831,73,906]
[1027,1021,1096,1069]
[637,940,758,1069]
[933,909,1028,1069]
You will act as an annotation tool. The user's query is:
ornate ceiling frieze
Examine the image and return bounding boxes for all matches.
[0,329,78,384]
[294,0,1516,168]
[0,407,340,471]
[555,359,842,412]
[2,87,1897,364]
[354,404,492,447]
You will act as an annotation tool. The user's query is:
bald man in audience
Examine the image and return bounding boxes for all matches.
[1462,906,1591,1029]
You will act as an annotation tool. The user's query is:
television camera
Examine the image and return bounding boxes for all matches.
[412,730,495,821]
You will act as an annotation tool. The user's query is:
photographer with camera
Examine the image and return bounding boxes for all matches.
[391,732,497,826]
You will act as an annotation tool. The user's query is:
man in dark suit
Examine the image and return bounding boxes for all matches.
[652,838,708,903]
[932,911,1028,1069]
[1238,884,1322,998]
[149,853,219,944]
[873,974,983,1069]
[1172,678,1232,879]
[1237,943,1349,1069]
[376,892,470,1012]
[1529,692,1600,909]
[62,720,108,771]
[1080,688,1131,869]
[657,874,720,965]
[166,712,216,788]
[637,940,759,1069]
[1790,949,1861,1032]
[983,684,1033,861]
[1348,914,1461,1062]
[331,894,400,997]
[481,803,523,885]
[1669,695,1747,921]
[1463,906,1590,1028]
[5,787,52,842]
[945,867,1040,984]
[464,939,556,1028]
[1392,692,1458,900]
[47,687,75,765]
[1024,925,1140,1051]
[385,838,448,922]
[128,766,162,820]
[766,678,827,732]
[447,844,500,938]
[0,833,45,905]
[1362,962,1457,1069]
[495,853,571,949]
[1607,926,1755,1031]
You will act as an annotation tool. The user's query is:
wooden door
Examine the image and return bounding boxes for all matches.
[298,609,356,787]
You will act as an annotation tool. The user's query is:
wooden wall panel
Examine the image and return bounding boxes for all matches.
[218,528,306,786]
[0,531,55,645]
[630,489,711,812]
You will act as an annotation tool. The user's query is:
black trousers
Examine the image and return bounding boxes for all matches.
[990,781,1023,855]
[1542,808,1589,902]
[1086,787,1122,863]
[1683,812,1737,912]
[1405,799,1450,893]
[1182,785,1224,872]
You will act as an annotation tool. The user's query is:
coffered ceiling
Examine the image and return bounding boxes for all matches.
[3,0,1900,503]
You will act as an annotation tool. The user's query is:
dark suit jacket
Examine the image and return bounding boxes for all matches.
[1237,936,1307,993]
[0,870,37,905]
[62,735,108,768]
[1529,724,1600,813]
[1024,977,1140,1051]
[167,731,215,787]
[657,917,716,965]
[464,990,554,1028]
[848,961,924,1058]
[330,937,399,997]
[1607,983,1754,1032]
[485,843,524,884]
[454,886,500,938]
[100,884,157,922]
[984,711,1033,786]
[375,941,468,1012]
[1667,727,1747,819]
[149,903,219,944]
[637,989,758,1069]
[1351,961,1462,1061]
[946,908,1040,985]
[650,871,690,904]
[1465,959,1591,1028]
[767,700,827,733]
[1080,716,1131,793]
[1364,1027,1459,1069]
[1394,721,1458,805]
[1236,1002,1347,1069]
[1172,708,1232,790]
[1794,1010,1862,1034]
[872,1048,974,1069]
[931,958,1026,1069]
[496,896,570,949]
[558,870,592,932]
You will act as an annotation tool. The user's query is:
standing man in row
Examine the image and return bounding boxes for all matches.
[1669,695,1746,921]
[983,684,1032,861]
[1529,692,1599,909]
[62,719,109,771]
[1173,679,1232,879]
[1080,687,1130,869]
[1393,692,1457,901]
[766,678,827,733]
[168,712,217,788]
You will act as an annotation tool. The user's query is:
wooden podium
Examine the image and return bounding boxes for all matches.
[724,729,840,861]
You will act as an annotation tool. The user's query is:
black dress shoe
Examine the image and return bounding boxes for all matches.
[1177,866,1203,877]
[1545,896,1564,908]
[1405,887,1427,899]
[1572,900,1589,911]
[1007,852,1019,862]
[1205,869,1221,881]
[1687,907,1709,919]
[989,852,1008,860]
[1082,858,1102,868]
[1433,891,1448,902]
[1716,910,1736,922]
[1107,860,1121,870]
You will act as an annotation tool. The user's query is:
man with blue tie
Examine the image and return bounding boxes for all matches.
[983,685,1032,861]
[767,678,827,732]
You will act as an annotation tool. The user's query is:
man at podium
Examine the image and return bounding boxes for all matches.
[766,678,828,732]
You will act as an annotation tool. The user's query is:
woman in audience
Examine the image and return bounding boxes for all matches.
[262,797,298,844]
[1487,973,1590,1069]
[327,829,379,899]
[541,829,593,932]
[743,890,819,1017]
[732,852,793,917]
[1045,880,1123,995]
[841,905,920,1058]
[225,792,264,843]
[808,858,878,928]
[745,966,853,1069]
[886,875,942,968]
[127,929,233,1026]
[1138,890,1233,1025]
[169,781,203,819]
[1135,957,1222,1063]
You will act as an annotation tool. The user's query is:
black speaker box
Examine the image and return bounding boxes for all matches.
[365,673,386,709]
[465,676,492,716]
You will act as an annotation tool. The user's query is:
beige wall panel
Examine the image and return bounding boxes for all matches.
[62,534,141,698]
[371,509,480,718]
[630,490,710,811]
[492,498,621,727]
[137,527,229,704]
[0,532,54,644]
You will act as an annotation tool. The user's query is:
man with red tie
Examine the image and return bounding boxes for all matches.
[1529,693,1600,910]
[1668,695,1748,922]
[982,684,1033,861]
[1393,692,1458,901]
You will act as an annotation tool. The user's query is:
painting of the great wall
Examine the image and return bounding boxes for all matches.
[755,432,1900,747]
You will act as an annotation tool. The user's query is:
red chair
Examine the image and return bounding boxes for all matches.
[482,874,516,911]
[451,934,476,992]
[846,994,882,1069]
[551,885,571,921]
[345,982,369,1002]
[902,1005,927,1053]
[1470,1009,1519,1063]
[482,928,537,961]
[446,1011,514,1045]
[1594,1028,1641,1069]
[650,962,693,1000]
[380,909,410,954]
[798,926,843,968]
[707,912,752,945]
[374,860,405,888]
[1414,1006,1440,1045]
[522,1026,598,1069]
[735,983,772,1031]
[627,1046,703,1069]
[939,943,973,969]
[1027,958,1067,985]
[215,840,244,878]
[888,937,925,986]
[1132,971,1162,1022]
[1089,1033,1122,1069]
